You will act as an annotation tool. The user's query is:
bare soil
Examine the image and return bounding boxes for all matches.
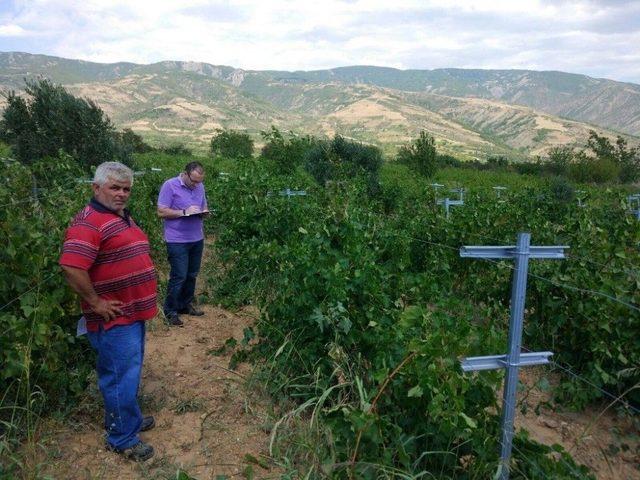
[34,292,638,479]
[39,306,278,480]
[516,368,639,480]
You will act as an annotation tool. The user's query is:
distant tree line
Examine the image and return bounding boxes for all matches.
[441,132,640,184]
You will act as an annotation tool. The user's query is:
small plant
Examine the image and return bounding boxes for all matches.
[208,337,238,356]
[172,398,204,415]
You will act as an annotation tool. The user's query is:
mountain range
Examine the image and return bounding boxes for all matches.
[1,51,639,160]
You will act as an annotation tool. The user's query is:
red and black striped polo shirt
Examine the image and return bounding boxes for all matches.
[59,198,158,331]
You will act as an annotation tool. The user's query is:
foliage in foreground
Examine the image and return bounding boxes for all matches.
[206,159,611,478]
[0,152,167,477]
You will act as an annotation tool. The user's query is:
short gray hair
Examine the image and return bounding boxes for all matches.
[93,162,134,185]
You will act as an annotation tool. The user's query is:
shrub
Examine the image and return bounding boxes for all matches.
[437,153,463,168]
[397,130,437,178]
[0,78,129,168]
[546,146,573,176]
[305,135,382,195]
[486,155,510,169]
[569,153,620,184]
[115,128,153,154]
[158,143,192,156]
[514,160,545,176]
[260,126,317,174]
[549,176,575,202]
[585,130,639,183]
[210,128,254,159]
[304,141,334,186]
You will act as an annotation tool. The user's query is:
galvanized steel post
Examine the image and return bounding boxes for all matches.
[459,233,567,480]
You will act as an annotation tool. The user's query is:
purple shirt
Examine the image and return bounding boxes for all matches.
[157,175,208,243]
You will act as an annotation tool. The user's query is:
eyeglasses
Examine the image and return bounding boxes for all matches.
[185,172,203,185]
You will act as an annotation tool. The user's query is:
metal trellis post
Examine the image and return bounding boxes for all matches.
[459,233,567,480]
[493,186,507,199]
[436,197,463,219]
[267,188,307,200]
[627,194,640,219]
[450,187,464,202]
[430,183,444,204]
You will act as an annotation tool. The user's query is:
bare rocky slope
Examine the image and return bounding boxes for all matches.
[1,52,639,158]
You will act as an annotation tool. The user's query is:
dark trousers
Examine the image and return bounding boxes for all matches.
[163,240,204,315]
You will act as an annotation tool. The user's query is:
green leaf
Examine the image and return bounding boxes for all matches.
[244,453,269,468]
[242,464,254,480]
[407,385,423,398]
[460,412,477,429]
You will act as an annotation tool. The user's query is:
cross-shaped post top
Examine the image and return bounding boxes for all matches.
[437,197,463,206]
[450,187,465,201]
[279,188,307,197]
[459,244,568,259]
[493,186,507,198]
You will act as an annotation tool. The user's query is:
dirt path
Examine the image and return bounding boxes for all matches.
[517,368,640,480]
[35,312,639,480]
[40,307,277,480]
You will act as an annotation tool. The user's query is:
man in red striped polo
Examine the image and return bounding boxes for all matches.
[60,161,157,462]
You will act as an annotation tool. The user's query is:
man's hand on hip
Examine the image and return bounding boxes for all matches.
[90,298,124,322]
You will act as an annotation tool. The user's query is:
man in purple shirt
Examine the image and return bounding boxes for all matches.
[157,161,209,326]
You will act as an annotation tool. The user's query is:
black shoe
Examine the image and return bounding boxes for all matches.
[164,312,184,327]
[179,304,205,316]
[106,441,154,462]
[140,415,155,432]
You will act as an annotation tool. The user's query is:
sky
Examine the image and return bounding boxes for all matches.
[0,0,639,84]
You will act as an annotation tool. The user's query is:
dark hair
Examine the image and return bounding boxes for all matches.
[185,161,204,174]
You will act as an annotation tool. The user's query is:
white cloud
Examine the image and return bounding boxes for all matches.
[0,24,27,36]
[0,0,638,82]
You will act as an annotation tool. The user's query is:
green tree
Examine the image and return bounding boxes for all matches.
[260,126,317,174]
[116,128,153,154]
[397,130,437,178]
[569,150,620,184]
[0,78,128,167]
[585,130,639,183]
[210,128,254,159]
[546,146,573,176]
[305,135,382,196]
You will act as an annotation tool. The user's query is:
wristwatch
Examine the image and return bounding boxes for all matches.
[182,209,186,216]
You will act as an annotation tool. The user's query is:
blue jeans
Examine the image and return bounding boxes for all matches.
[87,321,145,450]
[164,240,204,315]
